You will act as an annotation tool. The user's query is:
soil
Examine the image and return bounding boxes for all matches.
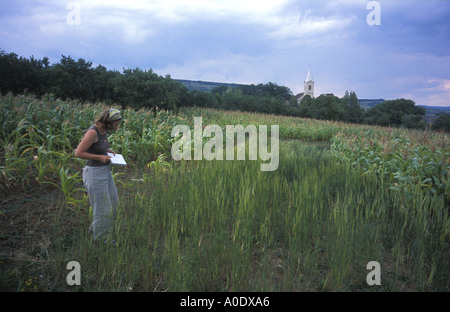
[0,183,81,290]
[1,185,59,255]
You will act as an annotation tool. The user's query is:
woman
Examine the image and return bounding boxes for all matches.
[75,108,122,242]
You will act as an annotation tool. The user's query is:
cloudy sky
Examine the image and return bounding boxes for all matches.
[1,0,449,106]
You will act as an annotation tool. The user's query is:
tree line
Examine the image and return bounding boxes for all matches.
[1,50,448,132]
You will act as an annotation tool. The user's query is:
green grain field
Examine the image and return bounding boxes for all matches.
[0,94,448,291]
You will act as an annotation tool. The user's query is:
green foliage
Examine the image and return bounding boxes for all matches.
[432,113,450,133]
[147,154,172,175]
[235,82,294,101]
[401,114,427,130]
[362,98,426,128]
[52,166,86,209]
[0,50,190,111]
[342,91,363,123]
[0,93,184,191]
[49,55,95,101]
[0,50,50,96]
[331,131,449,209]
[304,93,344,121]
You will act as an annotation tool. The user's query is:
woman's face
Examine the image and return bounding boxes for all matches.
[112,120,121,130]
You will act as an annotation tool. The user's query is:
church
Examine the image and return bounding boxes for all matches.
[295,68,315,104]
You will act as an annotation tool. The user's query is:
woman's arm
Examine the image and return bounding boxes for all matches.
[75,130,111,164]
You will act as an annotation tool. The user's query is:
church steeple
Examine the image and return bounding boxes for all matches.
[304,67,314,98]
[296,67,316,105]
[305,68,313,83]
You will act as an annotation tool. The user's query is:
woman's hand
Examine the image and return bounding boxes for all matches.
[99,154,112,164]
[107,149,116,156]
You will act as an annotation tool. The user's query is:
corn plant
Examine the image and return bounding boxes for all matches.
[48,166,86,209]
[147,153,172,175]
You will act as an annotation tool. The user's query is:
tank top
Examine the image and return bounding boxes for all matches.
[85,125,109,167]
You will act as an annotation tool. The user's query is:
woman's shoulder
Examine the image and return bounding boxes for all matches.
[84,126,99,138]
[90,123,107,136]
[82,128,98,145]
[85,125,100,134]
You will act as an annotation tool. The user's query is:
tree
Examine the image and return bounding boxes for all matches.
[211,85,229,96]
[342,91,363,123]
[362,98,425,128]
[111,68,185,110]
[0,50,50,96]
[297,95,313,118]
[238,82,294,101]
[401,114,427,130]
[431,113,450,132]
[91,65,119,104]
[50,55,95,101]
[313,93,343,121]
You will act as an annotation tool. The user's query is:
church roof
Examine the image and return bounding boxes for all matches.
[295,92,304,99]
[305,68,313,82]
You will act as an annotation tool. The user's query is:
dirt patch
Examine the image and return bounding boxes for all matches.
[1,185,61,254]
[0,184,70,289]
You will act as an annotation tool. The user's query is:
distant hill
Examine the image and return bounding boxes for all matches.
[417,105,450,123]
[418,105,450,116]
[175,79,246,92]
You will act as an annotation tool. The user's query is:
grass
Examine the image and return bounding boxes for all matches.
[0,93,449,291]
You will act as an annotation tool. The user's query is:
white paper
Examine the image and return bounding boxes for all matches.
[107,153,127,166]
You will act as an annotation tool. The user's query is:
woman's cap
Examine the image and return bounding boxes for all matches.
[109,108,122,121]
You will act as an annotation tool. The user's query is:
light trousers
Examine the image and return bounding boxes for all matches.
[82,165,119,241]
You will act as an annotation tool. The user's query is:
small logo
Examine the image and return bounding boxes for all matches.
[367,1,381,26]
[66,261,81,286]
[366,261,381,286]
[66,1,81,26]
